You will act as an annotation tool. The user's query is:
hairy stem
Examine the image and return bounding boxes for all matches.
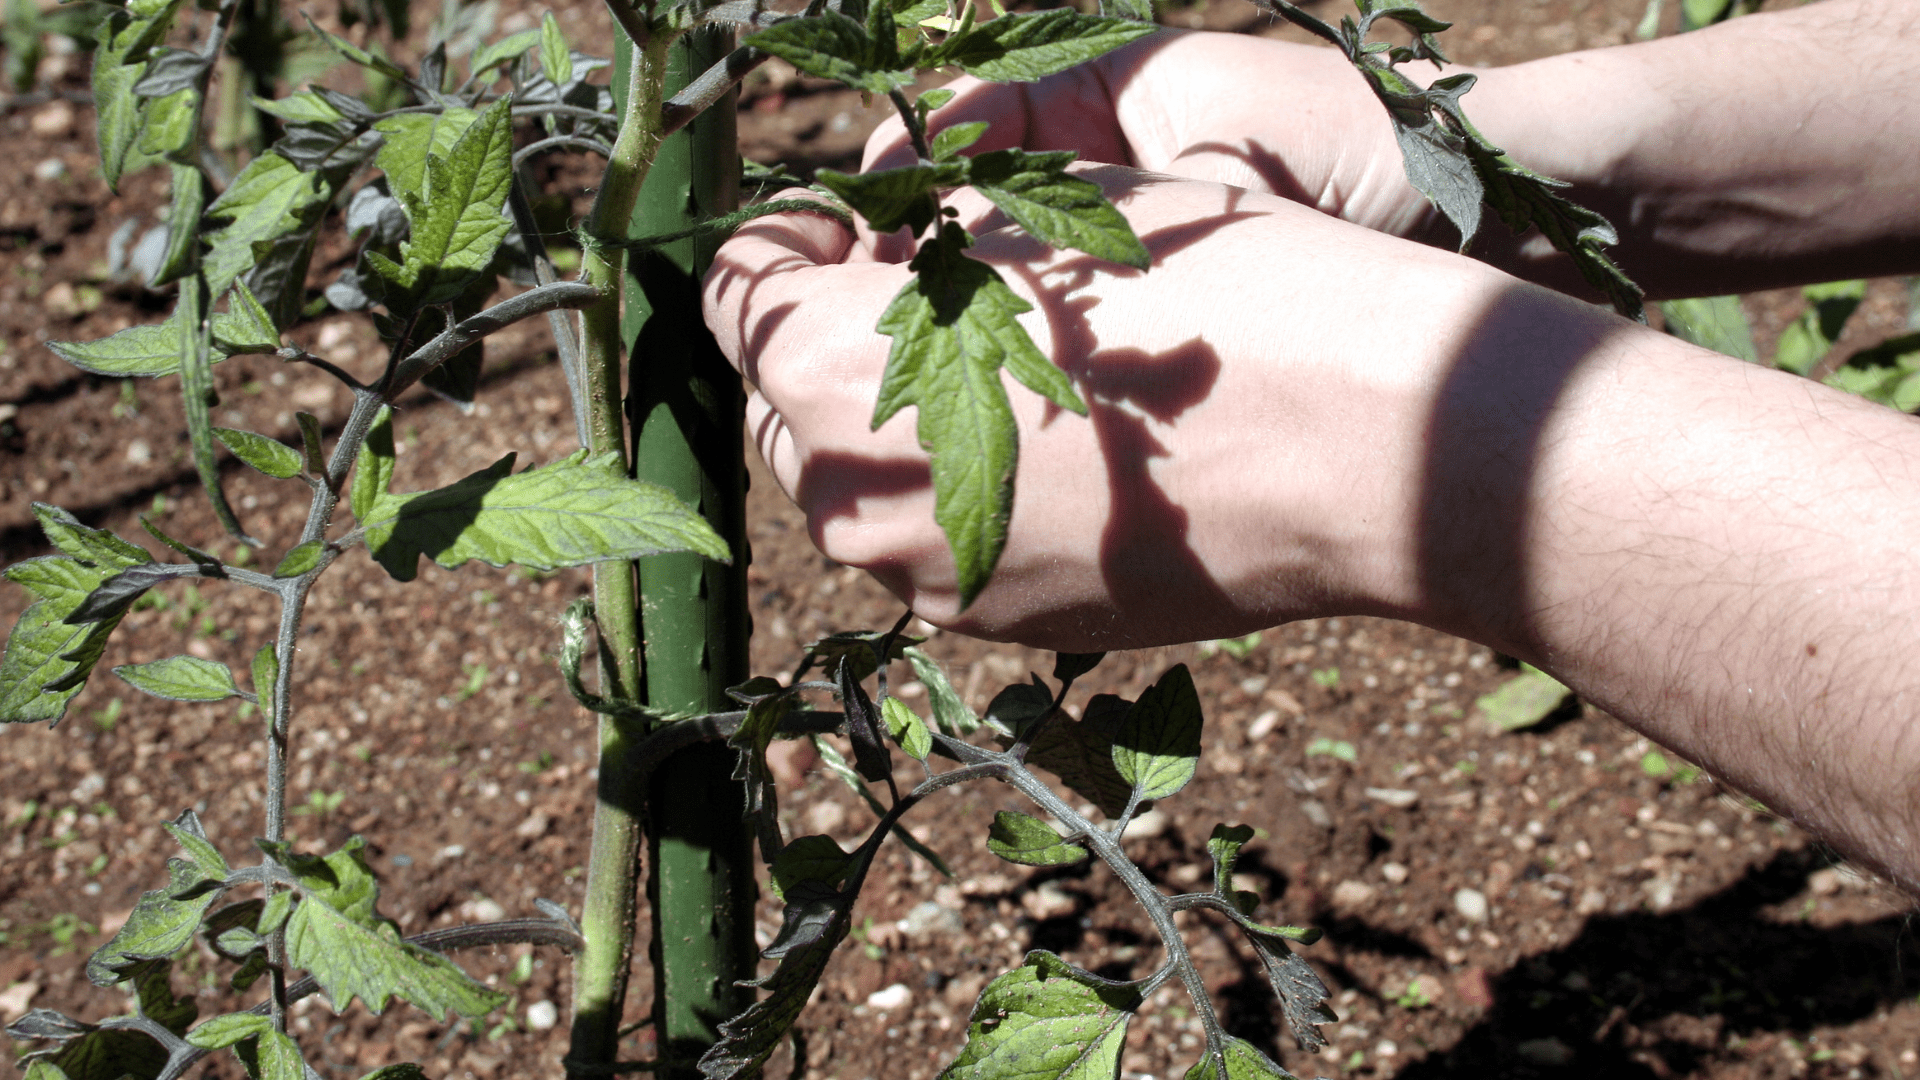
[567,20,676,1080]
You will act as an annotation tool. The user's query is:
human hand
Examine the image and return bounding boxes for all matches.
[704,166,1571,651]
[857,30,1434,262]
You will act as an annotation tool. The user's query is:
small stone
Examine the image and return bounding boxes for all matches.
[1453,887,1489,923]
[458,897,506,922]
[806,799,847,836]
[901,901,963,940]
[524,1000,558,1031]
[435,844,466,862]
[1575,888,1607,915]
[32,158,65,182]
[1330,880,1375,910]
[30,100,74,137]
[1374,1040,1398,1058]
[1298,799,1332,830]
[1453,967,1494,1010]
[1515,1038,1574,1066]
[1022,883,1076,921]
[1247,709,1282,741]
[1380,862,1409,885]
[1123,808,1169,839]
[1807,868,1842,896]
[515,810,551,839]
[865,983,911,1011]
[41,282,80,318]
[125,440,151,466]
[70,772,105,802]
[1364,787,1418,809]
[0,981,40,1022]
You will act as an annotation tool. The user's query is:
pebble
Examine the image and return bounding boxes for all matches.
[806,800,847,836]
[865,983,911,1011]
[1379,862,1409,885]
[514,810,551,839]
[1246,709,1282,741]
[1330,880,1375,910]
[1297,799,1332,830]
[1022,883,1076,921]
[0,981,39,1022]
[29,100,73,137]
[458,897,506,922]
[1123,808,1169,839]
[901,900,963,940]
[524,1000,558,1031]
[1453,887,1489,923]
[1364,787,1418,809]
[32,158,65,182]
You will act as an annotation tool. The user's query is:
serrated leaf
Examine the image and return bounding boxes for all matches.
[252,90,347,125]
[470,29,540,77]
[984,676,1052,736]
[935,9,1154,82]
[49,312,190,378]
[254,1029,307,1080]
[202,153,333,302]
[803,629,920,683]
[92,0,188,190]
[1,555,122,723]
[985,809,1087,867]
[183,1013,271,1051]
[279,839,506,1020]
[1206,823,1254,893]
[378,96,515,306]
[968,148,1149,270]
[1052,651,1105,683]
[875,224,1083,606]
[698,886,852,1080]
[769,834,853,900]
[373,107,479,200]
[85,857,219,985]
[151,163,205,288]
[213,428,303,479]
[815,162,965,236]
[943,950,1139,1080]
[1183,1033,1302,1080]
[114,655,240,702]
[1474,663,1570,731]
[905,646,979,735]
[728,688,793,788]
[273,540,325,578]
[1111,663,1201,803]
[66,563,214,626]
[881,696,932,760]
[34,505,152,569]
[213,281,280,354]
[135,87,195,160]
[303,14,409,81]
[359,450,728,582]
[162,808,229,878]
[1020,693,1130,817]
[743,12,912,95]
[539,12,572,85]
[1774,279,1866,375]
[930,120,988,161]
[1660,295,1756,363]
[1242,930,1335,1052]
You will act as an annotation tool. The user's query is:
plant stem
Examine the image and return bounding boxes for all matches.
[567,19,676,1080]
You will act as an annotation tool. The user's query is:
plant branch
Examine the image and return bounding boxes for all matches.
[385,281,602,400]
[659,43,768,139]
[516,134,616,167]
[506,173,591,448]
[274,347,364,389]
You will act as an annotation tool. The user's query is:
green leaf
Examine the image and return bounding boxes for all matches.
[934,9,1154,82]
[162,809,229,878]
[470,29,540,78]
[1826,331,1920,410]
[881,695,932,760]
[272,539,325,578]
[253,1030,307,1080]
[930,120,988,161]
[202,153,332,300]
[984,676,1053,736]
[351,406,397,522]
[1474,663,1571,731]
[213,428,303,479]
[985,809,1087,867]
[942,951,1139,1080]
[539,12,573,85]
[1183,1033,1303,1080]
[176,273,251,544]
[769,834,853,901]
[49,312,190,378]
[151,163,206,287]
[875,224,1083,606]
[802,628,921,683]
[1774,279,1866,375]
[138,517,221,570]
[1206,822,1255,894]
[114,655,241,702]
[279,838,507,1020]
[91,0,189,190]
[1019,692,1130,817]
[373,106,479,200]
[296,412,327,475]
[743,12,912,95]
[135,87,196,160]
[357,1066,429,1080]
[1659,295,1756,363]
[212,281,280,354]
[1111,663,1202,803]
[815,162,966,236]
[374,96,515,306]
[360,450,729,582]
[697,886,854,1080]
[905,646,979,735]
[1052,652,1105,683]
[85,857,220,985]
[184,1013,272,1051]
[34,504,153,569]
[0,563,123,723]
[252,91,347,125]
[303,13,410,81]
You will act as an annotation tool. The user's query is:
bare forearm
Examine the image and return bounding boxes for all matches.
[1463,0,1920,298]
[1396,283,1920,888]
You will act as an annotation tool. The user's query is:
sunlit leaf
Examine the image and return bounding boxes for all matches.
[881,696,932,760]
[114,655,241,702]
[942,950,1139,1080]
[213,428,303,479]
[934,9,1154,82]
[1111,664,1202,803]
[985,810,1087,867]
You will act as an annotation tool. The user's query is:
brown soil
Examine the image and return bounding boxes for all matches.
[3,1,1919,1079]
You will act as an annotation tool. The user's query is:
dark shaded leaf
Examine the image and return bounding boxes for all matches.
[1020,693,1130,817]
[838,658,892,782]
